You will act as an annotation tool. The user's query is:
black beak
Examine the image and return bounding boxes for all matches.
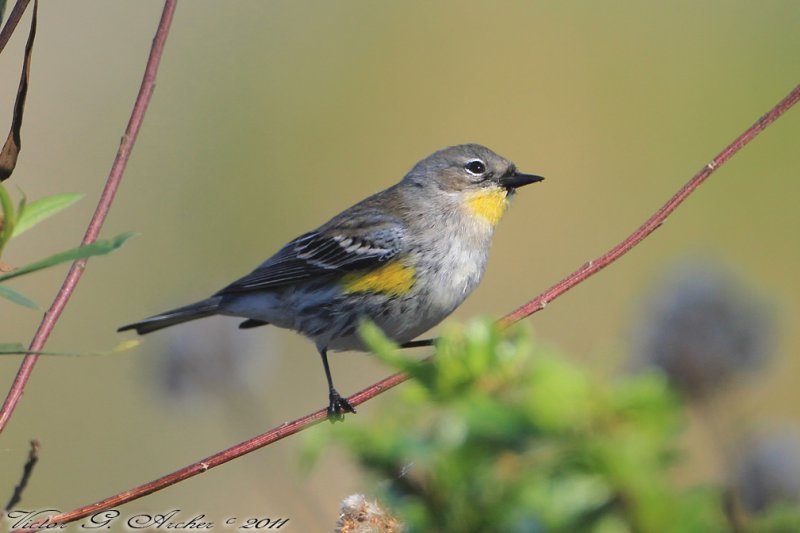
[500,172,545,190]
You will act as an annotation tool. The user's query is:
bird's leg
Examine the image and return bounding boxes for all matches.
[319,347,356,422]
[400,338,435,349]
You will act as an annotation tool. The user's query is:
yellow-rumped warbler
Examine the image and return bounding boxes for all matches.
[119,144,543,419]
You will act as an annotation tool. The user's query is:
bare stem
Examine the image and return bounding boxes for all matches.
[12,82,800,532]
[499,84,800,326]
[0,0,178,433]
[11,373,409,530]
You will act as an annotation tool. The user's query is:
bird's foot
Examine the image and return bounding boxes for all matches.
[327,390,356,422]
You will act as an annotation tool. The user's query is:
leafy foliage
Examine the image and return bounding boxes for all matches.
[0,183,133,310]
[0,184,84,255]
[309,319,800,532]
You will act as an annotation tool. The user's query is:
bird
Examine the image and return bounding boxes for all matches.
[119,144,544,420]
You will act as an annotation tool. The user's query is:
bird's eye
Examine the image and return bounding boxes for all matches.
[465,159,487,176]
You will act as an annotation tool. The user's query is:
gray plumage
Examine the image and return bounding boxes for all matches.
[119,144,543,418]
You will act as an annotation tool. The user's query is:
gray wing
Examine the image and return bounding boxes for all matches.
[217,214,405,294]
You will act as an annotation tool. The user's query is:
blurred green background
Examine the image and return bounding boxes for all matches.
[1,1,798,530]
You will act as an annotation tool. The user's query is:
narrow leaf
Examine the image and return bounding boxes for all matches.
[0,0,37,182]
[16,187,26,221]
[13,192,83,237]
[0,283,39,308]
[0,342,27,353]
[0,182,15,250]
[0,339,141,356]
[0,232,136,283]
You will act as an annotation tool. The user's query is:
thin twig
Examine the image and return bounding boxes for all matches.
[11,373,409,530]
[3,439,39,512]
[0,0,178,434]
[13,82,800,532]
[0,0,31,56]
[499,84,800,326]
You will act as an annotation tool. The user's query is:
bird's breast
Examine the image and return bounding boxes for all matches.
[414,221,494,321]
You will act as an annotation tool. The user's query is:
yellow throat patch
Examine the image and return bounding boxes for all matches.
[342,261,416,296]
[466,188,509,226]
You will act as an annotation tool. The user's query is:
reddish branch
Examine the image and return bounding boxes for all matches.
[0,0,178,433]
[10,373,410,530]
[500,84,800,326]
[12,83,800,532]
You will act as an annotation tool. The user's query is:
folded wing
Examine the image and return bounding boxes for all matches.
[217,214,405,294]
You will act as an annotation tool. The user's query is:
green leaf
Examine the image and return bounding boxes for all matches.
[0,342,27,354]
[13,192,82,237]
[0,283,39,308]
[16,188,27,221]
[0,339,141,356]
[0,182,16,253]
[0,232,136,283]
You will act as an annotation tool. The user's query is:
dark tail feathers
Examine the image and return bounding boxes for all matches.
[118,297,221,335]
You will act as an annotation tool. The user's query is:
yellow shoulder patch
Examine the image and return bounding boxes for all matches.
[466,188,509,226]
[342,261,416,296]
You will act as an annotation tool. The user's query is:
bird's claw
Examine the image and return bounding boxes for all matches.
[327,390,356,422]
